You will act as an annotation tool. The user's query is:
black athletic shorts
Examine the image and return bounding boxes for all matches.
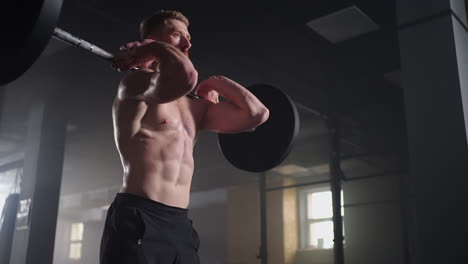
[100,193,200,264]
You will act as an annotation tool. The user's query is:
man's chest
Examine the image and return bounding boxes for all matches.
[143,97,206,137]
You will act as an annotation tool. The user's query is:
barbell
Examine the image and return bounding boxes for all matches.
[2,0,300,172]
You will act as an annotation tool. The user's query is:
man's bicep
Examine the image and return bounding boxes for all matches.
[200,102,256,134]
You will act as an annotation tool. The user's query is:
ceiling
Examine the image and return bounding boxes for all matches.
[0,0,408,198]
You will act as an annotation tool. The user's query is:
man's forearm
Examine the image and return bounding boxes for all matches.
[209,76,268,117]
[140,41,198,103]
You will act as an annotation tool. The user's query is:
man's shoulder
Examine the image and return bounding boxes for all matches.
[112,95,147,114]
[117,69,158,101]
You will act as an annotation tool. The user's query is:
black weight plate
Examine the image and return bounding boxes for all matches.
[218,84,300,172]
[1,0,63,85]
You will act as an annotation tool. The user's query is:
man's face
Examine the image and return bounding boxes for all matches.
[148,19,192,57]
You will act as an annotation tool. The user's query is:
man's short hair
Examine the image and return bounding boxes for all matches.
[140,10,189,40]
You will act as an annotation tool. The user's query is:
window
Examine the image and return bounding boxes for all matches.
[69,222,84,260]
[299,187,344,250]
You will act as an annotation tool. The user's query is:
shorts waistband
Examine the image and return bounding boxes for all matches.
[114,193,188,217]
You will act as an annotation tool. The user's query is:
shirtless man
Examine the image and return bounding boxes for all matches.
[99,10,269,264]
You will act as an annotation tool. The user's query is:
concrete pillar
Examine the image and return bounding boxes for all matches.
[396,0,468,262]
[9,91,67,264]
